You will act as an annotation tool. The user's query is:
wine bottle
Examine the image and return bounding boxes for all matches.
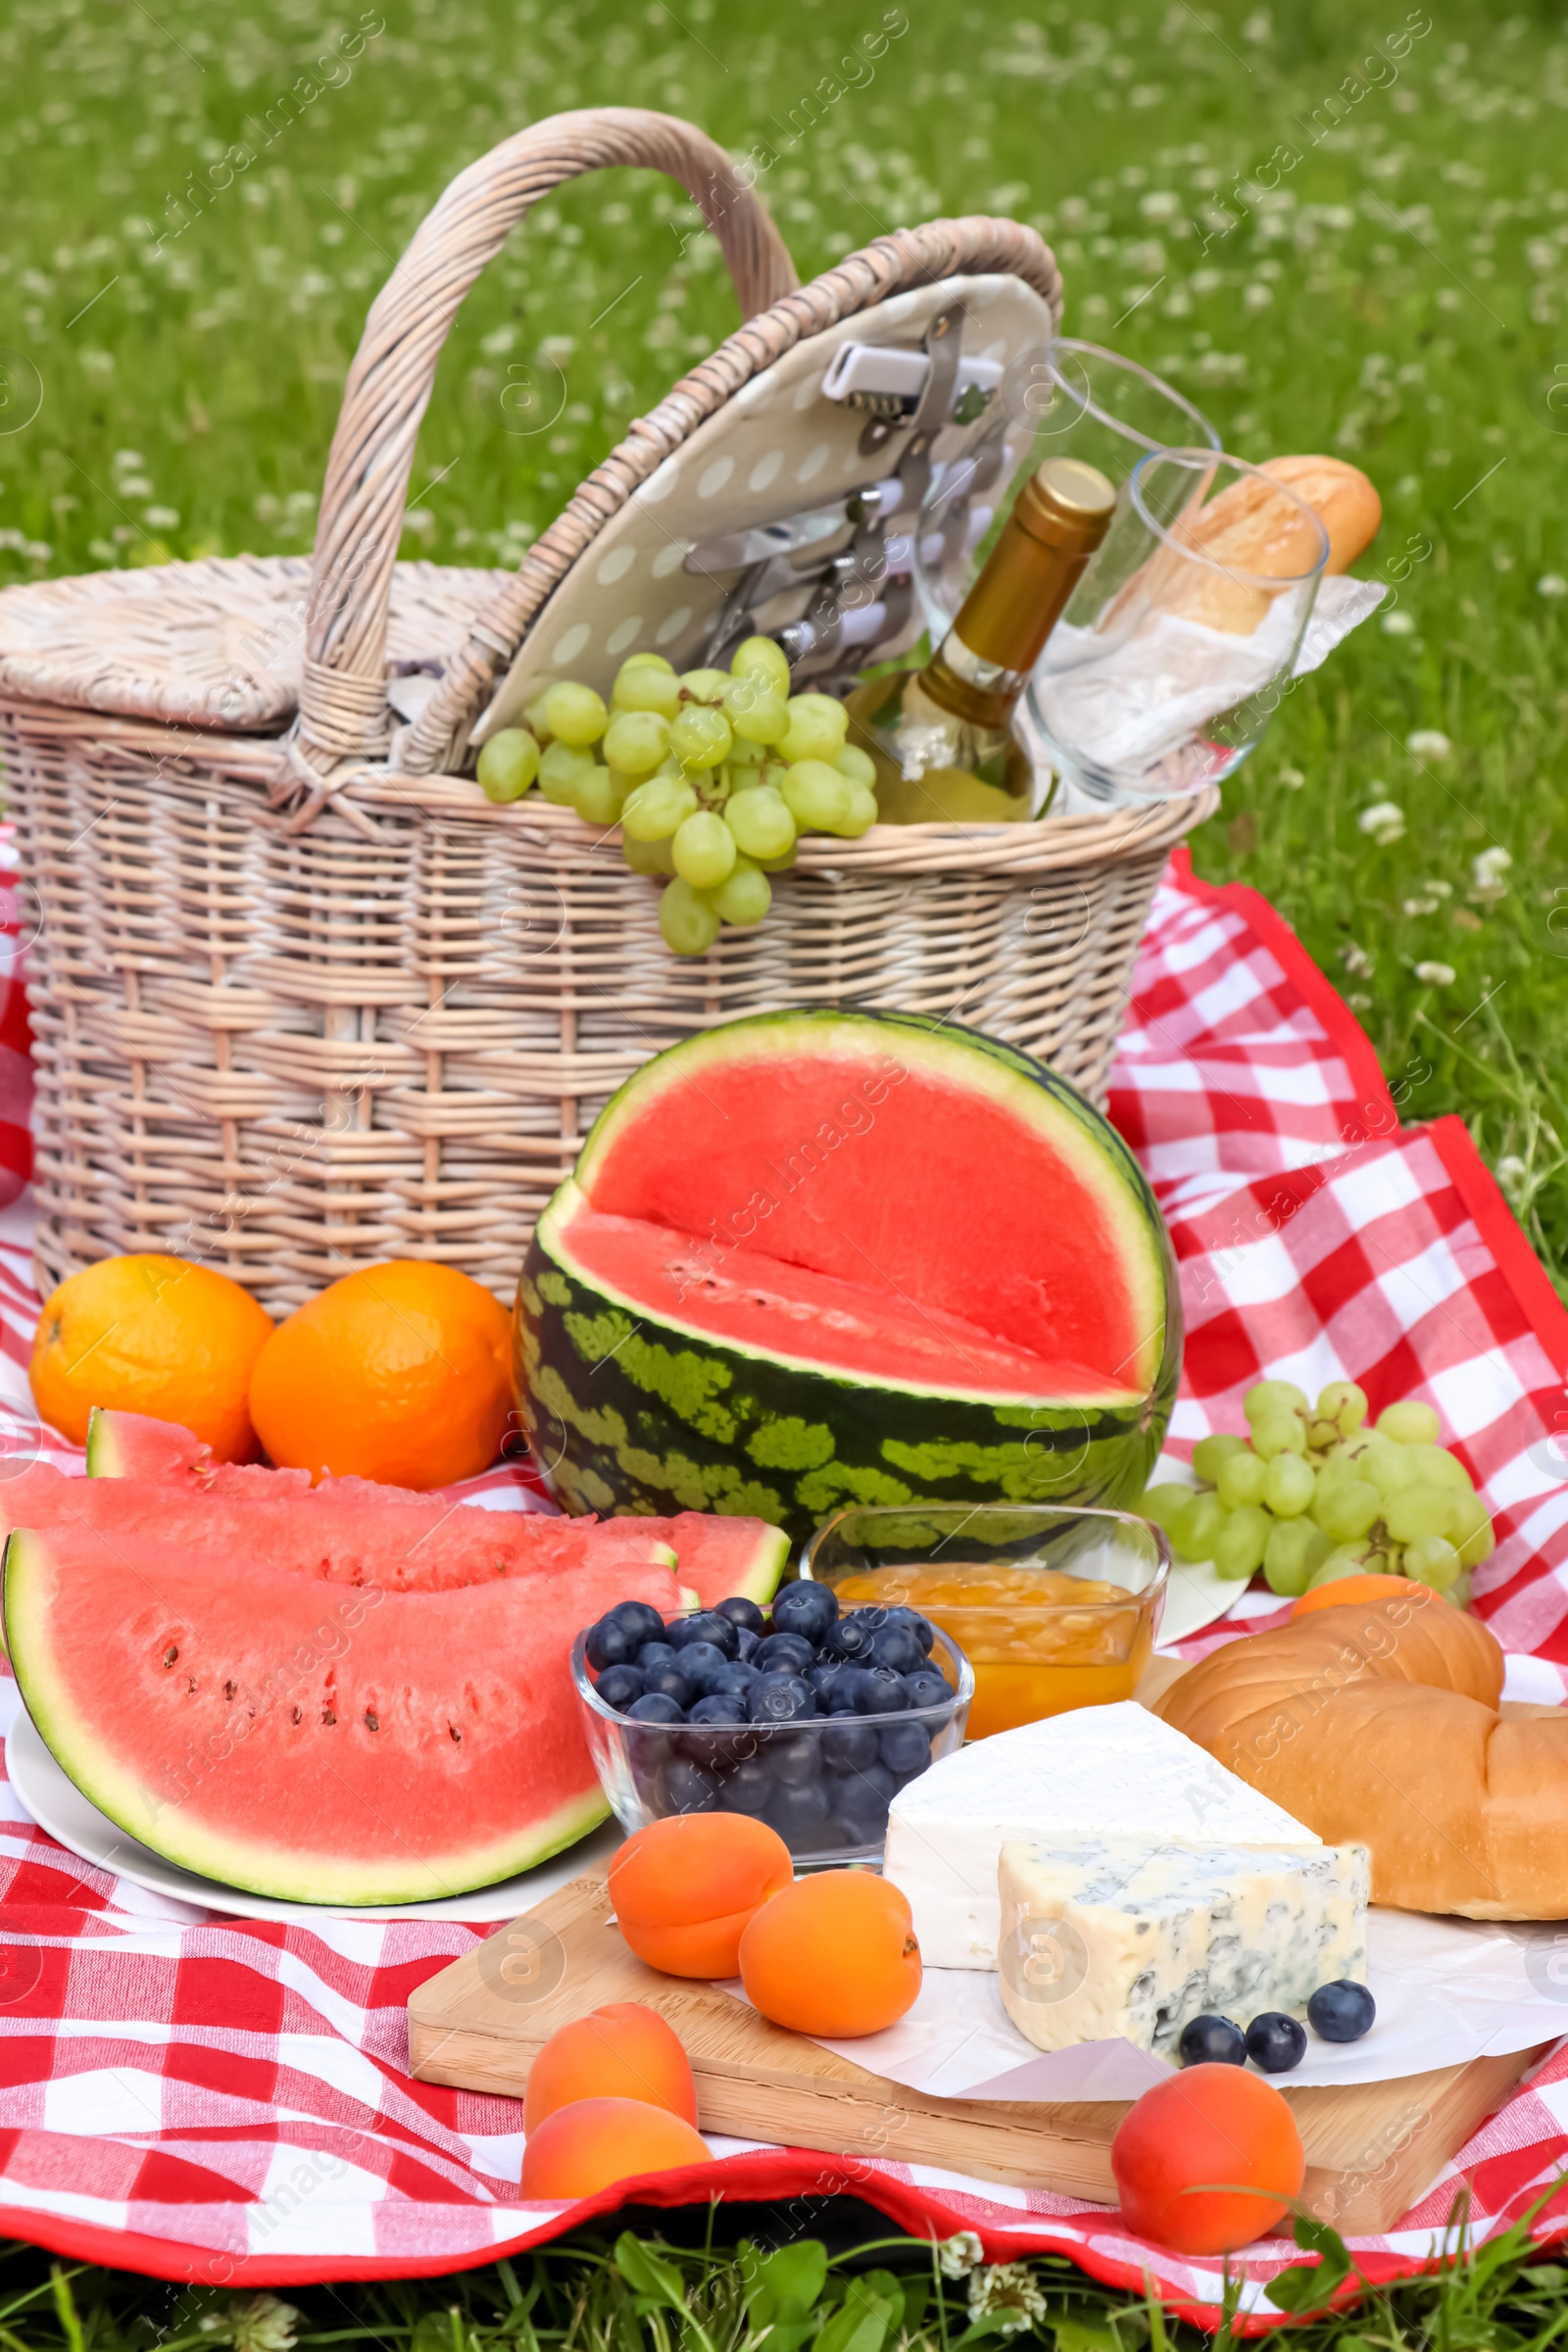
[847,457,1117,824]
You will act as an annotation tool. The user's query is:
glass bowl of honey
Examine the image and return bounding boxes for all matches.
[802,1503,1170,1740]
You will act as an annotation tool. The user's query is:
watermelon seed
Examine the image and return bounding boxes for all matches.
[223,1680,237,1701]
[292,1706,302,1725]
[364,1709,379,1732]
[449,1725,462,1742]
[321,1707,337,1726]
[162,1645,178,1668]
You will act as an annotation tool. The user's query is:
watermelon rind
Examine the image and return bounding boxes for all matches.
[2,1527,616,1906]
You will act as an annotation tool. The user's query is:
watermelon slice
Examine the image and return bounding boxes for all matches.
[85,1408,422,1501]
[517,1007,1180,1542]
[4,1523,684,1904]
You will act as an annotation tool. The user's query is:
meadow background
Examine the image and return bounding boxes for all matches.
[0,0,1566,2331]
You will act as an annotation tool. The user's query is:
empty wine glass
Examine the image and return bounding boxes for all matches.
[1025,446,1330,807]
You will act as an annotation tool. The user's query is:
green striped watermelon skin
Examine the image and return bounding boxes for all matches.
[515,1233,1174,1545]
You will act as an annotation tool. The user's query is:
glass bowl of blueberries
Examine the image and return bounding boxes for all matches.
[571,1580,974,1863]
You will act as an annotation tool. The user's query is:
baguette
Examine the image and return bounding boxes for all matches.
[1152,454,1381,633]
[1153,1591,1568,1920]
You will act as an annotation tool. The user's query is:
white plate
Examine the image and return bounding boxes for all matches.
[1147,1455,1255,1647]
[5,1711,621,1925]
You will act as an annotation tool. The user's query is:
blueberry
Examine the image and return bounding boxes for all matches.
[593,1663,645,1713]
[878,1720,932,1780]
[611,1599,667,1648]
[659,1756,720,1814]
[1246,2012,1307,2075]
[715,1595,765,1635]
[821,1718,879,1775]
[770,1583,839,1644]
[869,1625,927,1677]
[768,1777,834,1850]
[677,1641,731,1693]
[819,1615,877,1664]
[684,1690,751,1728]
[637,1641,679,1674]
[710,1659,759,1698]
[718,1755,773,1814]
[807,1663,841,1705]
[641,1661,696,1709]
[1307,1981,1376,2043]
[891,1607,936,1655]
[853,1667,910,1716]
[625,1691,685,1725]
[905,1669,953,1711]
[678,1695,756,1769]
[754,1631,816,1675]
[585,1612,641,1670]
[1177,2015,1247,2068]
[823,1666,868,1714]
[836,1765,896,1845]
[734,1626,760,1662]
[747,1671,817,1724]
[668,1610,738,1657]
[760,1729,821,1787]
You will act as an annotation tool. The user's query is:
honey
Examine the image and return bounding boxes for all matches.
[834,1562,1155,1740]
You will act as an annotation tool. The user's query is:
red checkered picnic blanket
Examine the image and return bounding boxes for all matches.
[0,843,1566,2328]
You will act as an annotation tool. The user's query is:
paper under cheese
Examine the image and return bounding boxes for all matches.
[883,1701,1322,1969]
[997,1835,1370,2056]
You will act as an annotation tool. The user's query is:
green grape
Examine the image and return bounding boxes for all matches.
[1262,1452,1316,1517]
[538,741,597,806]
[730,635,792,696]
[1136,1483,1196,1534]
[726,737,767,770]
[621,773,698,841]
[475,727,540,805]
[573,764,626,826]
[671,704,732,769]
[1308,1544,1385,1589]
[1172,1491,1229,1563]
[1249,1409,1307,1462]
[1384,1484,1463,1545]
[672,810,738,889]
[621,832,677,876]
[723,678,790,745]
[709,858,770,927]
[678,667,732,706]
[1264,1517,1331,1597]
[612,662,681,719]
[1213,1502,1270,1581]
[1312,1477,1382,1543]
[836,744,877,789]
[1406,1444,1473,1494]
[1318,1380,1369,1436]
[724,786,797,860]
[780,758,853,832]
[1191,1433,1249,1484]
[523,691,553,737]
[1216,1451,1267,1509]
[755,845,799,872]
[1403,1533,1461,1591]
[659,877,721,957]
[779,694,849,763]
[542,681,609,747]
[1245,1379,1310,1422]
[603,710,671,777]
[1362,1441,1420,1500]
[1376,1399,1442,1446]
[1447,1491,1494,1569]
[836,783,878,838]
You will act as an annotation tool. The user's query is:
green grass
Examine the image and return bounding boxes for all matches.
[1,0,1566,2328]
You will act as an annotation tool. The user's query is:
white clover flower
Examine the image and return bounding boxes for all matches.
[198,2297,300,2352]
[1277,763,1305,787]
[1415,960,1455,986]
[1473,846,1513,902]
[966,2263,1050,2332]
[143,506,180,530]
[1403,896,1441,915]
[1405,729,1452,760]
[1359,800,1406,846]
[1496,1154,1528,1202]
[1383,610,1416,635]
[938,2230,985,2278]
[1540,574,1567,599]
[1342,942,1376,978]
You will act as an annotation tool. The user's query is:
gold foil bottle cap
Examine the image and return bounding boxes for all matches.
[1014,458,1119,550]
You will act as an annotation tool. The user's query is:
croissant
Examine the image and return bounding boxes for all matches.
[1154,1590,1568,1919]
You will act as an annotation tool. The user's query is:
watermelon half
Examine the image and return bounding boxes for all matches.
[515,1008,1180,1543]
[4,1524,686,1904]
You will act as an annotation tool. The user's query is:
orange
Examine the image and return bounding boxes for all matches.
[1111,2064,1303,2254]
[1291,1573,1428,1619]
[738,1869,920,2036]
[248,1260,512,1489]
[30,1254,272,1459]
[519,2097,712,2200]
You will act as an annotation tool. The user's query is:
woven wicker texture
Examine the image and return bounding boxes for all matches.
[0,108,1214,1312]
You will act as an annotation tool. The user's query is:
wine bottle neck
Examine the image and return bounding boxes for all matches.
[918,629,1029,732]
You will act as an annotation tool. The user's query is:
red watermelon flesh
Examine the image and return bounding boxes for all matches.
[4,1523,683,1903]
[571,1016,1167,1395]
[85,1408,426,1501]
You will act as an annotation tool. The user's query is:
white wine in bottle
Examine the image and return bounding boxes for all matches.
[847,457,1117,823]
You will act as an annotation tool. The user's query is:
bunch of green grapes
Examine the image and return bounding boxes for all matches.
[1135,1381,1494,1605]
[472,637,878,957]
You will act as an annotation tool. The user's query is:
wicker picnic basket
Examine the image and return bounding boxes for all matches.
[0,110,1214,1314]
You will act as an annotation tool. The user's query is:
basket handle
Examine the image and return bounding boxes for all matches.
[292,108,798,782]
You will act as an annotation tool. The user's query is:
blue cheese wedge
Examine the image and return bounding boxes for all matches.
[884,1701,1322,1970]
[997,1836,1370,2056]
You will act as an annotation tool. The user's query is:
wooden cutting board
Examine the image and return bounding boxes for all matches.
[408,1873,1548,2232]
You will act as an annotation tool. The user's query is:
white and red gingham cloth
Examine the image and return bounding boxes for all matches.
[0,844,1566,2328]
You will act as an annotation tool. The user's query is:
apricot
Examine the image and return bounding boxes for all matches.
[738,1869,920,2036]
[608,1812,793,1978]
[519,2096,712,2200]
[1111,2065,1304,2254]
[523,2002,698,2132]
[1291,1572,1429,1619]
